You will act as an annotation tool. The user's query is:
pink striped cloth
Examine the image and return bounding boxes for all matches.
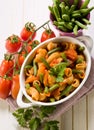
[6,57,94,118]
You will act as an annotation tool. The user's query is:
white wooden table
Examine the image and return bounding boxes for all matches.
[0,0,94,130]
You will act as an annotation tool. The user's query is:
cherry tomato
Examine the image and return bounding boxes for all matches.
[20,22,36,41]
[0,54,14,77]
[11,74,20,99]
[18,51,26,67]
[40,29,56,42]
[5,34,22,53]
[0,76,12,99]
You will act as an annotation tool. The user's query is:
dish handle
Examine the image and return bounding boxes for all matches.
[76,35,93,53]
[17,89,34,108]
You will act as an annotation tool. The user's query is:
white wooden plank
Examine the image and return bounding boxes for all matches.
[61,107,73,130]
[0,0,24,130]
[87,90,94,130]
[73,96,87,130]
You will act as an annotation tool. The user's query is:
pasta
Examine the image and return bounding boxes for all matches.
[24,41,87,102]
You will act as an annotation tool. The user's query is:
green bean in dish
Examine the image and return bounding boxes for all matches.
[49,0,94,35]
[24,41,87,102]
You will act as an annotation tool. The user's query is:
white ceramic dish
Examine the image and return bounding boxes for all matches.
[17,35,93,108]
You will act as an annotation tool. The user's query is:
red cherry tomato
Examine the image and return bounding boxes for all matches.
[40,29,56,42]
[0,54,14,77]
[20,22,36,41]
[0,76,12,99]
[5,34,22,53]
[18,51,26,67]
[11,74,20,99]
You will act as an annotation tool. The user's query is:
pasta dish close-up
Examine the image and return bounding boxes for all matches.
[24,41,86,102]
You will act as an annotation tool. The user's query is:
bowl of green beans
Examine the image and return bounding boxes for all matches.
[49,0,94,37]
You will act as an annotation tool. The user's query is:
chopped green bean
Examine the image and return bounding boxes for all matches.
[82,18,91,25]
[50,98,55,102]
[59,2,66,14]
[62,14,70,21]
[33,61,37,76]
[44,86,49,93]
[53,5,61,21]
[48,47,61,55]
[33,81,42,93]
[25,83,30,89]
[80,0,90,9]
[76,58,83,63]
[80,7,94,16]
[57,25,68,32]
[72,13,81,18]
[75,20,87,29]
[40,57,50,69]
[48,6,54,15]
[61,85,73,97]
[63,0,70,6]
[65,6,70,14]
[39,74,44,83]
[61,53,67,62]
[73,0,80,7]
[69,5,76,14]
[49,84,59,92]
[73,25,78,35]
[72,69,82,74]
[78,46,85,52]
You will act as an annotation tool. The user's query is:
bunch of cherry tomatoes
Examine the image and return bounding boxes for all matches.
[0,21,56,100]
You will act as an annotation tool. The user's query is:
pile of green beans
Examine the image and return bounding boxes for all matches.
[49,0,94,35]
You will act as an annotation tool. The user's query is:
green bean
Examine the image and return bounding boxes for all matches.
[73,0,80,7]
[75,20,87,29]
[52,0,60,6]
[58,25,69,32]
[78,46,85,52]
[54,21,68,31]
[59,2,66,14]
[62,14,70,21]
[50,98,55,102]
[65,6,70,14]
[33,61,37,76]
[48,6,54,15]
[39,74,44,83]
[48,47,61,55]
[76,58,83,63]
[44,86,49,93]
[72,69,82,74]
[69,5,76,14]
[25,65,32,69]
[80,0,90,9]
[63,0,70,7]
[64,22,73,30]
[53,5,60,21]
[72,10,80,14]
[40,57,50,69]
[80,7,94,16]
[82,18,91,25]
[61,85,73,97]
[49,84,59,92]
[71,18,75,22]
[72,13,81,18]
[73,25,78,35]
[25,83,30,89]
[33,81,42,93]
[61,52,67,62]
